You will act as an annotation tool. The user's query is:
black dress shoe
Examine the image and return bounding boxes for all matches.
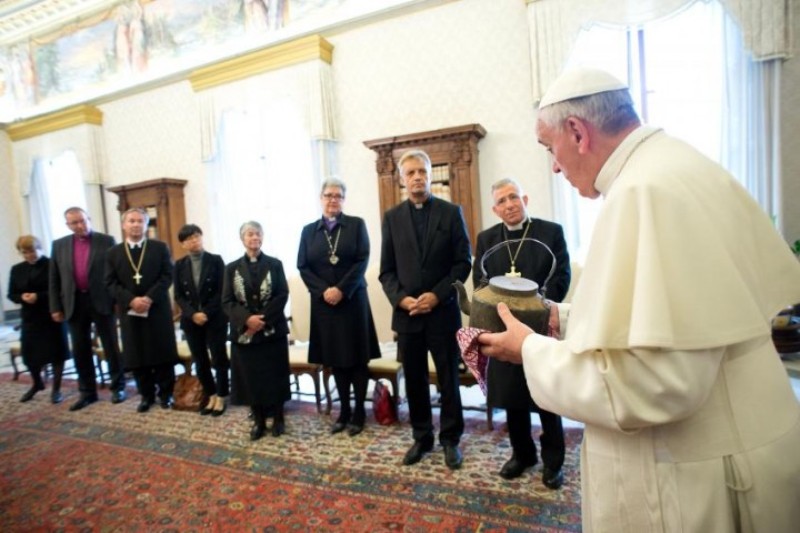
[111,390,127,404]
[50,391,64,404]
[443,445,463,470]
[347,423,364,437]
[250,424,266,441]
[271,418,285,437]
[542,467,564,489]
[402,440,434,466]
[137,399,153,413]
[159,397,174,409]
[69,394,98,411]
[20,384,43,403]
[330,421,347,434]
[499,455,538,480]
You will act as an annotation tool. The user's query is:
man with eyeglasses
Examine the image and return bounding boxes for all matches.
[50,206,126,410]
[379,149,472,470]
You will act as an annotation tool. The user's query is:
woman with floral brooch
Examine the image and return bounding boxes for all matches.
[222,221,290,440]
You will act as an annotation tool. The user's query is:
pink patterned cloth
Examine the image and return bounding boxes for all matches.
[456,327,490,396]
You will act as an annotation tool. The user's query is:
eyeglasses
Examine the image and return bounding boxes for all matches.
[322,193,344,200]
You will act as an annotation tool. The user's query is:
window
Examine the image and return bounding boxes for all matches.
[206,100,319,271]
[557,1,731,262]
[28,150,87,247]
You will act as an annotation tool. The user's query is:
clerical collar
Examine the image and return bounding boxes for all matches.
[322,214,340,231]
[504,217,529,231]
[409,195,432,210]
[127,238,146,248]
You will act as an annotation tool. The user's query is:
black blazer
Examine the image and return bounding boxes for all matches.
[173,252,226,329]
[49,231,117,318]
[379,196,472,334]
[222,252,289,343]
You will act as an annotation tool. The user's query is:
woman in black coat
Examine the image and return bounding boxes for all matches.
[222,221,290,440]
[297,178,380,436]
[7,235,69,403]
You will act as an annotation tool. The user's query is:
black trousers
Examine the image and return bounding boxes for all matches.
[183,320,229,397]
[507,407,565,470]
[132,362,175,402]
[399,327,464,446]
[68,291,125,394]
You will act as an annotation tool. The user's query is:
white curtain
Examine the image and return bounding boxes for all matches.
[27,158,53,248]
[526,0,792,103]
[533,0,788,257]
[201,60,337,268]
[721,14,783,229]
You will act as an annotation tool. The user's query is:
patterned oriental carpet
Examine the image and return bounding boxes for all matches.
[0,374,582,532]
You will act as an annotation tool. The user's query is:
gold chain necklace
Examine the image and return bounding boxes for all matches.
[324,226,342,265]
[503,218,531,277]
[124,240,148,285]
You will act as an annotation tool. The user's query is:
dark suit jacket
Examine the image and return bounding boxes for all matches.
[173,252,227,330]
[49,231,116,319]
[379,196,472,334]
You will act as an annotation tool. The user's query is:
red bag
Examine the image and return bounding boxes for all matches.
[372,380,397,425]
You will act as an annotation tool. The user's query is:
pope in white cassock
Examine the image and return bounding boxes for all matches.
[478,68,800,532]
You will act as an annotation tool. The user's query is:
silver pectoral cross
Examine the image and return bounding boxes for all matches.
[506,265,521,277]
[133,272,143,285]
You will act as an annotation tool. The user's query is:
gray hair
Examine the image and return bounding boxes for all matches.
[538,89,640,135]
[320,178,346,197]
[397,149,432,177]
[64,206,88,218]
[121,207,149,226]
[239,220,263,239]
[491,178,524,195]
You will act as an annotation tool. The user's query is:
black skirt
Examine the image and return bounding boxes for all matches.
[230,334,291,407]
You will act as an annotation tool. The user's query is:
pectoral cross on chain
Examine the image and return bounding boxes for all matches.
[506,265,521,277]
[133,272,143,285]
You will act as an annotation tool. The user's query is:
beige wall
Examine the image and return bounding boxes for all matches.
[1,0,798,318]
[780,0,800,246]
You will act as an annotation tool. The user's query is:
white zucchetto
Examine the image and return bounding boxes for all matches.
[539,68,628,108]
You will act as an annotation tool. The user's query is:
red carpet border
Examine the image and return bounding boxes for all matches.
[0,374,582,532]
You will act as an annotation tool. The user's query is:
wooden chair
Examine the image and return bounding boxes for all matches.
[321,355,404,415]
[428,355,493,430]
[9,328,107,385]
[9,341,24,380]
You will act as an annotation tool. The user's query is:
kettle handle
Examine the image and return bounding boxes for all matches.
[479,238,557,298]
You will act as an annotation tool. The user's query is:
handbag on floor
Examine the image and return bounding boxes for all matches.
[372,380,397,425]
[173,374,204,412]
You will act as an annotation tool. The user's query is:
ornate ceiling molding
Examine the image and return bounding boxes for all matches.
[189,35,334,92]
[6,104,102,141]
[0,0,115,45]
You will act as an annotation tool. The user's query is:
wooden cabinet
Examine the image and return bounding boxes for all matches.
[107,178,188,259]
[364,124,486,246]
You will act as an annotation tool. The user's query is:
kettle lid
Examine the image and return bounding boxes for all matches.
[488,275,539,296]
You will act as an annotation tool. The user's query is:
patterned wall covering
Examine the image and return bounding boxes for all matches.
[0,131,22,317]
[780,0,800,246]
[100,80,206,243]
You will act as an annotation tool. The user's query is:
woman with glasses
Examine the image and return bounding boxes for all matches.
[7,235,69,403]
[297,178,381,436]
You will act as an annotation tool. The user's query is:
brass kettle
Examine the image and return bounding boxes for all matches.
[454,238,556,334]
